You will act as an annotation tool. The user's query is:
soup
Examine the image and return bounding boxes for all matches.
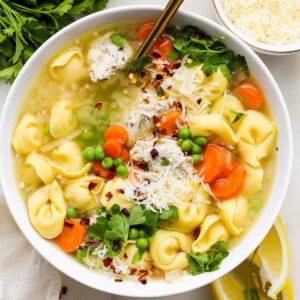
[11,20,277,283]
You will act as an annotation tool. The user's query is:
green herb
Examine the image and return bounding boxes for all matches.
[166,25,249,81]
[0,0,109,83]
[251,199,263,212]
[186,241,229,275]
[243,248,260,300]
[128,54,152,74]
[231,110,246,123]
[159,205,178,221]
[160,157,170,166]
[157,86,165,97]
[109,32,127,47]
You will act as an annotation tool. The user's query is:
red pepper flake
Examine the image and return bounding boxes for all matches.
[152,115,159,124]
[80,217,90,227]
[64,220,74,228]
[121,208,130,217]
[193,227,200,240]
[197,98,203,105]
[115,278,123,282]
[105,173,115,183]
[124,253,128,259]
[94,102,103,110]
[105,191,113,200]
[152,51,161,59]
[130,268,137,275]
[143,98,150,104]
[150,148,159,158]
[173,101,183,110]
[139,279,147,285]
[116,188,125,194]
[88,182,97,190]
[103,257,113,267]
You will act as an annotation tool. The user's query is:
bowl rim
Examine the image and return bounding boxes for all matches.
[211,0,300,55]
[0,4,293,297]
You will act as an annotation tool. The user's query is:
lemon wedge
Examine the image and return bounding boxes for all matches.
[211,216,292,300]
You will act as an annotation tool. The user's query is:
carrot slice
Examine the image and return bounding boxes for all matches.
[233,81,264,110]
[151,36,173,61]
[195,144,234,183]
[93,160,111,178]
[210,162,246,200]
[138,22,155,42]
[120,147,130,163]
[104,125,128,146]
[158,111,186,135]
[103,138,122,159]
[53,219,86,253]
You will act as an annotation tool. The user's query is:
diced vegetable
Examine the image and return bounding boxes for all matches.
[103,139,122,159]
[104,125,128,146]
[158,111,185,135]
[53,219,87,253]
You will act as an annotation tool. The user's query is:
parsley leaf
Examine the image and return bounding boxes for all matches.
[109,32,128,47]
[87,216,107,240]
[230,110,246,123]
[186,241,229,275]
[128,205,146,226]
[128,55,152,74]
[159,205,179,221]
[104,214,129,241]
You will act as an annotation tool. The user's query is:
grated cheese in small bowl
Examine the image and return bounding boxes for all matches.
[212,0,300,55]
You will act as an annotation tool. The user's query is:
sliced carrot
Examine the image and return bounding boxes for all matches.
[103,138,122,159]
[233,81,264,110]
[151,36,173,61]
[158,111,186,135]
[195,144,234,183]
[93,160,111,178]
[210,161,246,200]
[138,22,155,42]
[53,219,86,253]
[104,125,128,146]
[120,147,130,163]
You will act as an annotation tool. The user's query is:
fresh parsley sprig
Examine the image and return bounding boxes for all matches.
[0,0,109,83]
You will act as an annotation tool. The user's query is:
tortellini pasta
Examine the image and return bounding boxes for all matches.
[25,152,55,185]
[12,114,44,154]
[149,230,193,271]
[212,94,245,125]
[189,114,238,144]
[219,197,250,235]
[49,48,87,83]
[49,100,78,139]
[99,177,132,209]
[192,214,230,253]
[27,180,66,239]
[64,176,104,212]
[237,111,276,167]
[241,165,264,197]
[168,184,210,233]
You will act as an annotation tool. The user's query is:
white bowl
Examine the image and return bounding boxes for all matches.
[212,0,300,55]
[0,5,293,297]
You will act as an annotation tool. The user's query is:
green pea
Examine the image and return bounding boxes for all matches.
[83,147,95,162]
[116,164,128,177]
[129,228,139,239]
[94,146,105,161]
[114,157,123,167]
[67,207,77,218]
[191,143,202,154]
[178,127,191,139]
[192,154,202,165]
[194,136,207,146]
[81,128,95,141]
[136,238,149,250]
[177,139,183,147]
[181,139,193,152]
[138,230,146,238]
[102,157,113,169]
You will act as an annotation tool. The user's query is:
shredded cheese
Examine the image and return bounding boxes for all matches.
[220,0,300,45]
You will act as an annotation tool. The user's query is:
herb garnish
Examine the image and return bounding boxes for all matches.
[166,25,249,81]
[109,32,128,47]
[128,54,152,74]
[186,241,229,275]
[0,0,109,83]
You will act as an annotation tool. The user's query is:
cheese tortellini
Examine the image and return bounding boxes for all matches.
[27,180,66,239]
[149,230,193,271]
[12,114,44,154]
[49,100,78,139]
[237,111,276,167]
[190,114,238,144]
[49,48,87,83]
[192,214,230,253]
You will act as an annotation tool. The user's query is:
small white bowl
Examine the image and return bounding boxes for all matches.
[0,5,293,298]
[212,0,300,55]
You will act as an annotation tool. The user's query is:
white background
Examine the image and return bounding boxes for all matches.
[0,0,299,299]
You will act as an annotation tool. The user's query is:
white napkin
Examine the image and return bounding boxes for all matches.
[0,185,62,300]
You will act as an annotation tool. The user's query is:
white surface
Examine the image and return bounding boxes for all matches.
[0,0,299,299]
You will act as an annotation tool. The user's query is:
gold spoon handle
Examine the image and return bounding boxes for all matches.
[134,0,184,59]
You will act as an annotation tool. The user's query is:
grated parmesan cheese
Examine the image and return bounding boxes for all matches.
[220,0,300,45]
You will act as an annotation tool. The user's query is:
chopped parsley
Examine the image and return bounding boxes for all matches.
[186,241,229,275]
[109,32,128,48]
[231,110,246,123]
[128,54,152,74]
